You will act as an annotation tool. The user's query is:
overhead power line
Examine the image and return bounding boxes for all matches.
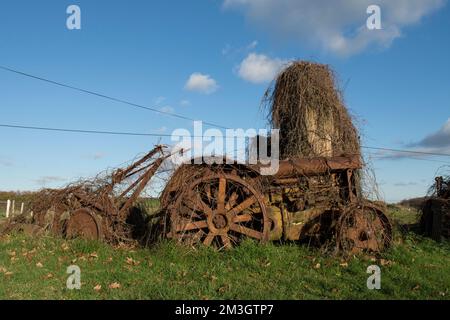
[0,65,229,130]
[0,123,174,137]
[1,122,450,159]
[361,146,450,158]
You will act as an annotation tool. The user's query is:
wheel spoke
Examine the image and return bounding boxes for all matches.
[226,192,238,210]
[227,196,257,216]
[203,232,215,246]
[175,220,208,232]
[197,195,213,216]
[230,223,263,240]
[218,177,226,211]
[233,213,252,223]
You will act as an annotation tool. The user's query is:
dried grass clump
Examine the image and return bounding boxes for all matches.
[264,61,360,159]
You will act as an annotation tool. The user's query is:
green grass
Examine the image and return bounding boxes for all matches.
[0,206,449,300]
[386,204,422,225]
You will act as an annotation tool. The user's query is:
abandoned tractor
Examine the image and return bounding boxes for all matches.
[29,146,169,244]
[421,176,450,241]
[161,154,392,254]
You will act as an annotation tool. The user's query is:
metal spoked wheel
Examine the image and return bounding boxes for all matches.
[167,173,270,249]
[336,202,392,255]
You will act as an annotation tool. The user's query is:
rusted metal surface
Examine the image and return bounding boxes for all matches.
[66,208,102,241]
[251,154,362,179]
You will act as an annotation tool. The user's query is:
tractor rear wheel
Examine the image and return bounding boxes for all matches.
[167,173,270,249]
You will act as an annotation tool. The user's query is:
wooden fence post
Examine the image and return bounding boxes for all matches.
[12,200,15,215]
[6,199,11,218]
[20,203,24,214]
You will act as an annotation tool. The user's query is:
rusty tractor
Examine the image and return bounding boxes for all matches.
[161,154,393,254]
[16,146,392,255]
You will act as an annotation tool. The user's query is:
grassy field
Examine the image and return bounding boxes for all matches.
[0,206,449,300]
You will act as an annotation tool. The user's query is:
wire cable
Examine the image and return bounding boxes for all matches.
[0,65,229,130]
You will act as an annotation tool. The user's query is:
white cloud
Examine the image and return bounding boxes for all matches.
[185,73,219,94]
[157,126,167,133]
[180,99,191,107]
[160,106,175,114]
[246,40,258,50]
[222,40,259,57]
[222,44,232,56]
[238,53,288,83]
[154,96,166,104]
[224,0,445,56]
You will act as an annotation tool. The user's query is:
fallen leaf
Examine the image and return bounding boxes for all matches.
[380,259,392,266]
[44,273,53,279]
[217,285,230,294]
[36,262,43,268]
[314,263,321,269]
[339,262,348,268]
[109,282,121,289]
[4,271,13,276]
[413,285,420,291]
[89,252,98,259]
[126,257,140,266]
[94,284,102,291]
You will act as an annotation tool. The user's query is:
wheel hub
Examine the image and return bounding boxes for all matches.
[212,213,228,230]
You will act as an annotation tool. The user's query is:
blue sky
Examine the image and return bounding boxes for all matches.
[0,0,449,202]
